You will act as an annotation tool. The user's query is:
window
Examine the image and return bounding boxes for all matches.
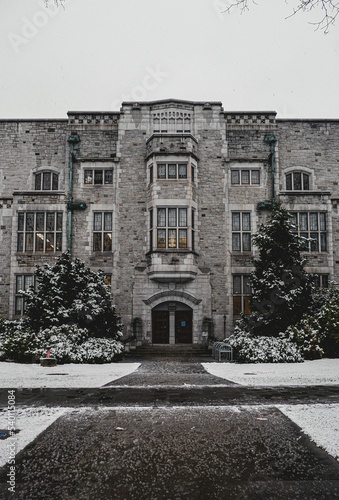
[104,274,112,287]
[17,212,62,252]
[15,274,35,315]
[286,171,310,191]
[34,171,59,191]
[156,207,187,249]
[149,165,154,184]
[157,163,187,180]
[149,209,153,251]
[93,212,113,251]
[290,212,327,252]
[233,275,251,317]
[231,169,260,185]
[192,208,195,252]
[153,112,191,134]
[312,274,329,289]
[232,212,251,252]
[84,169,113,185]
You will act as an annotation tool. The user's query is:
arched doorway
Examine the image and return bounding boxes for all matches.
[152,301,193,344]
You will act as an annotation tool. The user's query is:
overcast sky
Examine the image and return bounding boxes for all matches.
[1,0,339,119]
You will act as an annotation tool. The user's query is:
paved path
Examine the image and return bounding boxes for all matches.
[1,359,338,407]
[0,359,339,499]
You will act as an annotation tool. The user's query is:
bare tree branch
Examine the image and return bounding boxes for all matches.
[44,0,66,8]
[221,0,339,33]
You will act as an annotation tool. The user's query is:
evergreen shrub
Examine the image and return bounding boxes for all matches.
[227,327,303,363]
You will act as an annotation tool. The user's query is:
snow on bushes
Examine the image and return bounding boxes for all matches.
[0,322,124,364]
[22,252,123,340]
[280,318,325,360]
[227,328,303,363]
[278,285,339,360]
[0,253,125,363]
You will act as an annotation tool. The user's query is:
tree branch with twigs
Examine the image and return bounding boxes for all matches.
[222,0,339,33]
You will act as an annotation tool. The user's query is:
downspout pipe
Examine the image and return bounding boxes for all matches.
[67,134,80,253]
[264,134,277,203]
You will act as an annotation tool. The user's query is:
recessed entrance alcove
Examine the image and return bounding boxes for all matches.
[152,301,192,345]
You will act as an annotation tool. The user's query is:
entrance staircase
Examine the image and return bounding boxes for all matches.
[125,343,211,359]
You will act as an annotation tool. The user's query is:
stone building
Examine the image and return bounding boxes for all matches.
[0,99,338,345]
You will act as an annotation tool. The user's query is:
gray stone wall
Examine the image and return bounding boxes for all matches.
[0,119,67,317]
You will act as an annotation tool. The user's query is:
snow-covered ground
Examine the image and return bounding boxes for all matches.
[0,360,338,469]
[202,359,339,386]
[0,406,67,467]
[278,404,339,462]
[0,362,140,388]
[1,359,338,389]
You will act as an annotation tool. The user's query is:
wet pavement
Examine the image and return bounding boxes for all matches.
[1,358,339,499]
[1,358,338,408]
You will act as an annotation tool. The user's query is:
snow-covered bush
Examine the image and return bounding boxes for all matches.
[0,252,126,363]
[22,252,123,340]
[0,320,39,362]
[30,325,91,363]
[279,285,339,359]
[281,317,325,360]
[0,322,124,363]
[312,286,339,358]
[227,328,303,363]
[75,337,124,363]
[0,318,8,360]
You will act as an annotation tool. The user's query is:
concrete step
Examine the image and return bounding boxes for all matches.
[126,344,211,358]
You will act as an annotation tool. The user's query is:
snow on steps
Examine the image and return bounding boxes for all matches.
[125,344,210,358]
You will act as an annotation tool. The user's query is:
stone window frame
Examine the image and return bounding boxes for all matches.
[14,274,35,316]
[157,162,188,180]
[92,211,113,252]
[156,207,188,249]
[32,166,61,191]
[231,211,252,252]
[290,211,327,252]
[233,274,251,318]
[148,158,197,185]
[148,201,197,252]
[152,110,192,134]
[230,168,261,186]
[104,274,112,287]
[80,162,114,187]
[34,170,59,191]
[311,273,329,289]
[17,211,63,253]
[283,166,313,191]
[84,168,113,186]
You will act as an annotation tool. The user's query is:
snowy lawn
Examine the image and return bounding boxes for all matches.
[202,359,339,386]
[0,362,140,388]
[278,404,339,462]
[0,406,67,467]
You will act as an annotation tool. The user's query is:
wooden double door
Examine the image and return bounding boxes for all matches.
[152,308,192,344]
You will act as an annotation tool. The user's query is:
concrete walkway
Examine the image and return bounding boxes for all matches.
[1,359,339,499]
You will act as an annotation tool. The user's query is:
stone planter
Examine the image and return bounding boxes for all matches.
[40,357,57,367]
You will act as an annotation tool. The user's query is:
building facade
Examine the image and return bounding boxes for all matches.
[0,99,338,344]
